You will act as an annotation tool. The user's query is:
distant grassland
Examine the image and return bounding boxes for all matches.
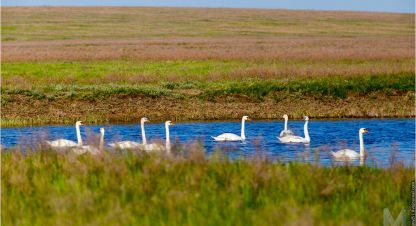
[3,7,413,42]
[1,7,414,126]
[2,149,413,226]
[3,7,414,62]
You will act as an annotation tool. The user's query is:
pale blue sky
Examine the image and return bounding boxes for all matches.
[2,0,414,13]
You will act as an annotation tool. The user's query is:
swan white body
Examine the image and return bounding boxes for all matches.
[72,128,105,155]
[213,133,242,141]
[143,143,164,152]
[278,116,310,144]
[47,139,78,147]
[109,117,149,149]
[212,116,250,142]
[331,128,369,160]
[108,141,142,149]
[279,114,294,137]
[331,149,360,159]
[46,121,83,148]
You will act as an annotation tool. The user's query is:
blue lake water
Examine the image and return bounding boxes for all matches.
[1,119,415,167]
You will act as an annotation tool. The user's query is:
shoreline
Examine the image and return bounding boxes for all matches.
[1,116,414,128]
[2,92,413,127]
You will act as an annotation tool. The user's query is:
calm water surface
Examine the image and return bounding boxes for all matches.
[1,119,414,167]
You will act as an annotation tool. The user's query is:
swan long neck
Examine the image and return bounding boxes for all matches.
[241,118,246,140]
[359,132,365,157]
[141,121,147,145]
[304,120,310,142]
[165,124,171,152]
[284,117,288,131]
[99,131,104,151]
[76,124,83,146]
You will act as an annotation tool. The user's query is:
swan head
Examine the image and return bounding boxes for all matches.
[100,128,105,134]
[141,117,149,123]
[76,121,83,126]
[359,128,369,134]
[283,114,288,119]
[165,121,174,126]
[242,116,250,121]
[304,116,309,121]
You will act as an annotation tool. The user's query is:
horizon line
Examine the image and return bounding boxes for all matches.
[2,5,415,14]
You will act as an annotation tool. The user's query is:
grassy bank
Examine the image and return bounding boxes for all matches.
[2,73,414,127]
[3,69,414,99]
[2,149,413,225]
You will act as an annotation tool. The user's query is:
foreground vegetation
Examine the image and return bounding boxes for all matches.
[2,7,414,126]
[2,148,413,226]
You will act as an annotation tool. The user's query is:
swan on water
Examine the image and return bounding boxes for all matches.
[142,120,174,153]
[46,121,83,148]
[331,128,369,160]
[108,117,149,149]
[72,128,105,155]
[212,116,250,141]
[279,114,295,137]
[278,116,310,144]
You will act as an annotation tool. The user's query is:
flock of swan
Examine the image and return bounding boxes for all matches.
[46,115,369,160]
[46,119,174,155]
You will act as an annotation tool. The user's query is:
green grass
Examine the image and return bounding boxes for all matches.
[1,84,182,101]
[2,59,414,101]
[199,72,414,100]
[2,60,241,84]
[3,59,413,87]
[2,72,414,101]
[2,149,413,225]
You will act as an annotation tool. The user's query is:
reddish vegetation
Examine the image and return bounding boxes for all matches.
[3,7,414,62]
[3,37,414,62]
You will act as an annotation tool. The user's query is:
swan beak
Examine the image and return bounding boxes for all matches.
[171,122,175,125]
[247,117,251,121]
[364,129,369,133]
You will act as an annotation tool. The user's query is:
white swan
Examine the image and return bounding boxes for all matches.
[279,114,295,137]
[278,116,310,144]
[72,128,105,155]
[46,121,83,148]
[109,117,149,149]
[212,116,250,141]
[143,121,174,152]
[331,128,369,160]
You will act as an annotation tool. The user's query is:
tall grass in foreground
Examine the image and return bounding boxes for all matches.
[2,147,413,226]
